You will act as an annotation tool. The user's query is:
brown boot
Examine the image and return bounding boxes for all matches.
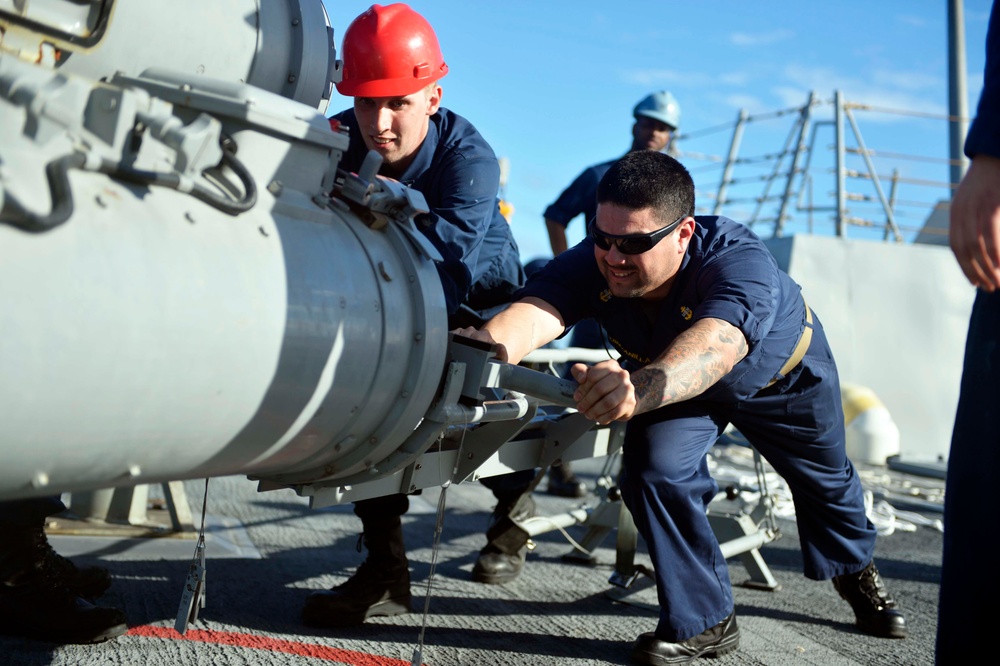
[546,463,587,498]
[472,493,535,585]
[832,561,907,638]
[0,526,126,644]
[302,518,411,627]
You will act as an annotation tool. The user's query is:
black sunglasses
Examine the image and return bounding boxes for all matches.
[588,215,686,255]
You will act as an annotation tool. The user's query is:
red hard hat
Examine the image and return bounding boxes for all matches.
[336,3,449,97]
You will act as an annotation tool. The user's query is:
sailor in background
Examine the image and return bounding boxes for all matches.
[302,3,535,629]
[937,0,1000,661]
[460,150,907,664]
[541,91,682,498]
[543,91,681,256]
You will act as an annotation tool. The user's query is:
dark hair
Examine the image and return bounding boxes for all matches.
[596,151,695,222]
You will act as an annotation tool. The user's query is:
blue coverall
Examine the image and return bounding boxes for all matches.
[937,2,1000,660]
[333,107,523,322]
[332,106,532,517]
[520,216,877,641]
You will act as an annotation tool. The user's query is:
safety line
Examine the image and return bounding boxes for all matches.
[127,625,417,665]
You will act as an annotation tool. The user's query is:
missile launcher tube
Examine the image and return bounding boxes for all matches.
[0,4,455,501]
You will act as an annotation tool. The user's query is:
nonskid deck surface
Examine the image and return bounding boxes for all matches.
[1,452,943,665]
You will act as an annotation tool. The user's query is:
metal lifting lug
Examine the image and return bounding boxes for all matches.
[334,150,441,260]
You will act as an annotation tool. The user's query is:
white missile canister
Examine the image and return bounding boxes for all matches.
[841,382,901,465]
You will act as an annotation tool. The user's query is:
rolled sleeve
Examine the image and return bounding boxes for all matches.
[692,243,780,350]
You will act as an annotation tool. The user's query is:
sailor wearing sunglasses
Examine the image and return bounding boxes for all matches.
[456,149,906,664]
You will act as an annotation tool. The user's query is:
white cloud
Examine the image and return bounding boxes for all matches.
[896,14,926,28]
[621,69,684,85]
[620,69,736,87]
[776,64,948,119]
[723,93,768,115]
[771,86,817,109]
[730,29,795,47]
[719,72,751,86]
[871,69,940,92]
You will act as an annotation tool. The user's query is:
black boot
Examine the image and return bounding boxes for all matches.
[472,493,535,585]
[546,463,587,498]
[631,612,740,665]
[302,518,411,627]
[832,561,907,638]
[30,527,112,600]
[0,526,127,644]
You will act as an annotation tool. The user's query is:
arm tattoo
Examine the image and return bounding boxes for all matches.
[632,318,749,413]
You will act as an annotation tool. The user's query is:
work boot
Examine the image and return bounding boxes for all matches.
[546,463,587,498]
[472,493,535,585]
[0,526,127,644]
[631,612,740,665]
[832,561,907,638]
[302,519,411,627]
[32,527,112,600]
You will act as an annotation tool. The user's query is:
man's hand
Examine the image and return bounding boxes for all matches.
[570,360,637,425]
[950,155,1000,291]
[452,327,508,362]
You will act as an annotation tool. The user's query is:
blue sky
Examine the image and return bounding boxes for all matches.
[321,0,994,262]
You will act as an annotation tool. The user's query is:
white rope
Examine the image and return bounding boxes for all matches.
[709,444,945,535]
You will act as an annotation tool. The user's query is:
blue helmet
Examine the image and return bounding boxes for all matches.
[633,91,681,131]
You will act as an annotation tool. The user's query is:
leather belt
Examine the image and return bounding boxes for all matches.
[764,301,813,389]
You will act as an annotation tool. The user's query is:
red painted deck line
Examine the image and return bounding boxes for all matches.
[128,625,416,666]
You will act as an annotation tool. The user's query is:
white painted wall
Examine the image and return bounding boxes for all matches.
[765,235,975,463]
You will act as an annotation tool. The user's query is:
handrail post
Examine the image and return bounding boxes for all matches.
[834,90,847,237]
[714,108,748,215]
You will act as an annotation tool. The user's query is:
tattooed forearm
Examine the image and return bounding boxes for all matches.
[632,318,748,413]
[632,368,668,410]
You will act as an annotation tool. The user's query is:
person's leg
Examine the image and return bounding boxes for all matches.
[451,302,544,583]
[0,497,67,525]
[735,317,904,638]
[0,497,113,600]
[618,403,740,666]
[0,497,127,644]
[302,493,411,627]
[473,470,536,584]
[937,290,1000,661]
[545,462,587,497]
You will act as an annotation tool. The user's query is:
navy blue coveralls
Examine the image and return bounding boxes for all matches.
[520,216,877,641]
[332,106,531,518]
[937,2,1000,660]
[333,107,523,322]
[542,158,619,349]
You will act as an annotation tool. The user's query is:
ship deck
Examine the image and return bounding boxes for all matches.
[1,448,945,666]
